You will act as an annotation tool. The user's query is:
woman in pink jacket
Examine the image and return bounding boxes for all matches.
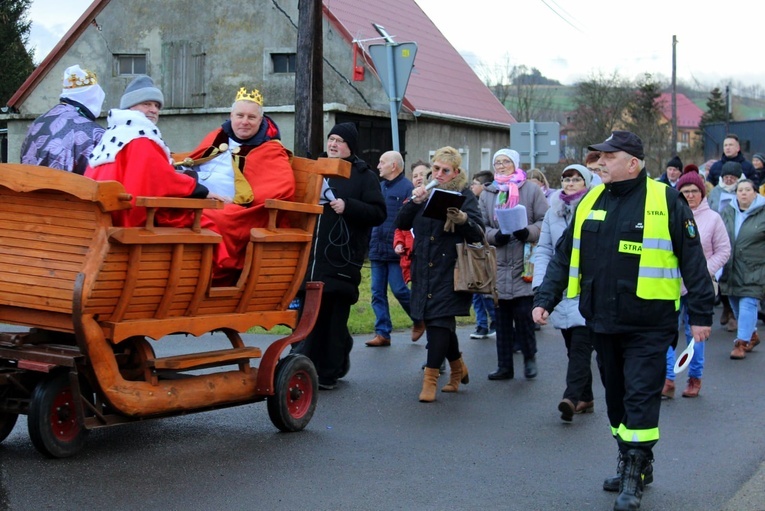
[663,170,731,398]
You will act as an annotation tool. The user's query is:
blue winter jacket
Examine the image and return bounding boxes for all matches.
[369,172,413,261]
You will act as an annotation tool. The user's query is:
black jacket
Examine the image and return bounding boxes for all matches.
[305,154,386,301]
[534,169,714,333]
[707,152,757,186]
[395,171,484,321]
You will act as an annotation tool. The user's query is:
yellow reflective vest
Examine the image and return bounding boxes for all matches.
[567,177,681,305]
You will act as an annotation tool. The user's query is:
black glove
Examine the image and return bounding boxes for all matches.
[513,228,529,242]
[494,233,511,247]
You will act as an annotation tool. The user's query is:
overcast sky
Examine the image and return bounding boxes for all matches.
[27,0,765,92]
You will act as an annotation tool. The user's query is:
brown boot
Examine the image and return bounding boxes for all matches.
[682,377,701,398]
[419,367,440,402]
[441,356,469,392]
[411,321,425,342]
[575,400,594,414]
[661,378,675,399]
[365,334,391,347]
[730,340,747,359]
[720,306,732,325]
[726,317,738,333]
[745,331,760,352]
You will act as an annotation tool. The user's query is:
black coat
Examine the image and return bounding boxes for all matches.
[305,154,386,302]
[395,172,484,321]
[707,152,757,186]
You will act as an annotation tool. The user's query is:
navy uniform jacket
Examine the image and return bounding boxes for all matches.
[534,169,714,334]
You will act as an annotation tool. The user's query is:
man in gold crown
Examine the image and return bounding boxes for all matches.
[21,64,106,174]
[181,87,295,282]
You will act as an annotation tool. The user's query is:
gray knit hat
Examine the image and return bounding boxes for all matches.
[120,75,164,109]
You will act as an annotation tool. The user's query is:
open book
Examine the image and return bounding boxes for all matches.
[422,189,466,220]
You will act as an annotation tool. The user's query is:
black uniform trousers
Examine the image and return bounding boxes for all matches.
[592,330,674,456]
[561,326,602,404]
[495,296,536,374]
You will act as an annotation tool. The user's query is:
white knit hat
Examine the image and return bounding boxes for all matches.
[59,64,105,117]
[120,75,164,109]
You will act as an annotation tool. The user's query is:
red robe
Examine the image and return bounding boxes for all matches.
[85,137,200,228]
[187,130,295,276]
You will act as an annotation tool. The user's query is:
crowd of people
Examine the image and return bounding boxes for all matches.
[21,63,765,511]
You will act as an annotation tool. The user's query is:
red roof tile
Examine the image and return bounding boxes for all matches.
[657,92,703,129]
[323,0,515,125]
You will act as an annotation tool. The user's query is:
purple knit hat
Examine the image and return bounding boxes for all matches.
[676,170,706,199]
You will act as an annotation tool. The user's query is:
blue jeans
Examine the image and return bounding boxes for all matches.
[371,260,413,338]
[666,297,704,380]
[472,293,496,330]
[729,295,759,343]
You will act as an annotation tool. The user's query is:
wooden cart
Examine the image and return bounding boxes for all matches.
[0,156,349,457]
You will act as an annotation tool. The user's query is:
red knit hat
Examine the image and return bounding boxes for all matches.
[683,164,699,174]
[676,170,706,199]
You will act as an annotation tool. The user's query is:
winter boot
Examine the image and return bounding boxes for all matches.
[613,449,649,511]
[441,356,469,392]
[744,331,760,352]
[661,379,675,399]
[604,452,654,492]
[730,340,747,359]
[681,377,701,398]
[419,367,440,402]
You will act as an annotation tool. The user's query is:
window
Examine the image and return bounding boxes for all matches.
[481,148,491,170]
[115,54,147,76]
[271,53,296,73]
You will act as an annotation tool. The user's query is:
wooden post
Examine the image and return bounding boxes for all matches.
[295,0,324,159]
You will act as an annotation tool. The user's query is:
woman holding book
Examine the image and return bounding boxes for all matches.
[480,149,549,381]
[395,146,484,403]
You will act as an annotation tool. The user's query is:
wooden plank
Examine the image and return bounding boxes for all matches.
[0,253,84,273]
[149,346,262,371]
[104,309,298,342]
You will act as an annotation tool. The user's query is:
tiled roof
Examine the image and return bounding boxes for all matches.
[323,0,515,125]
[657,92,703,129]
[10,0,515,127]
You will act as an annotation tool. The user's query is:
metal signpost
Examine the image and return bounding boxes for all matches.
[510,121,561,167]
[368,24,417,152]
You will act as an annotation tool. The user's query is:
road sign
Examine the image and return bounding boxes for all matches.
[510,121,561,166]
[368,42,417,114]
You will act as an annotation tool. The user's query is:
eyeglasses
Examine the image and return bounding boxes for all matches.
[327,136,347,145]
[681,189,701,196]
[561,177,583,184]
[493,159,513,168]
[432,164,453,175]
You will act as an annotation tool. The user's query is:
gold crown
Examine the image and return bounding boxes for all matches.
[235,87,263,105]
[64,70,98,89]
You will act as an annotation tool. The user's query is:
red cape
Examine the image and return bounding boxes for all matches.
[85,137,198,228]
[189,131,295,275]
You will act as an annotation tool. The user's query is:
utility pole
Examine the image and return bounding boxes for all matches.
[725,85,731,135]
[294,0,324,158]
[671,35,677,153]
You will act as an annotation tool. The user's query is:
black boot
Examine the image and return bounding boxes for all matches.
[603,452,654,492]
[613,449,649,511]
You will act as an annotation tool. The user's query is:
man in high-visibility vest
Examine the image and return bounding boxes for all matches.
[532,131,714,511]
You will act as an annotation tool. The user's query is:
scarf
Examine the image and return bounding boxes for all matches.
[559,188,587,205]
[493,169,526,214]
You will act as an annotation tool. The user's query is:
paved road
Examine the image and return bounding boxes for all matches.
[1,311,764,511]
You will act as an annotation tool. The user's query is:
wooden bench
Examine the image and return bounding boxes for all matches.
[0,157,350,417]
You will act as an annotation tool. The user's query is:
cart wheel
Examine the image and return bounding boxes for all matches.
[27,374,87,458]
[267,354,317,432]
[0,412,18,443]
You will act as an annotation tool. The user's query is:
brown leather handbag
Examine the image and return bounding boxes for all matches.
[454,231,498,304]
